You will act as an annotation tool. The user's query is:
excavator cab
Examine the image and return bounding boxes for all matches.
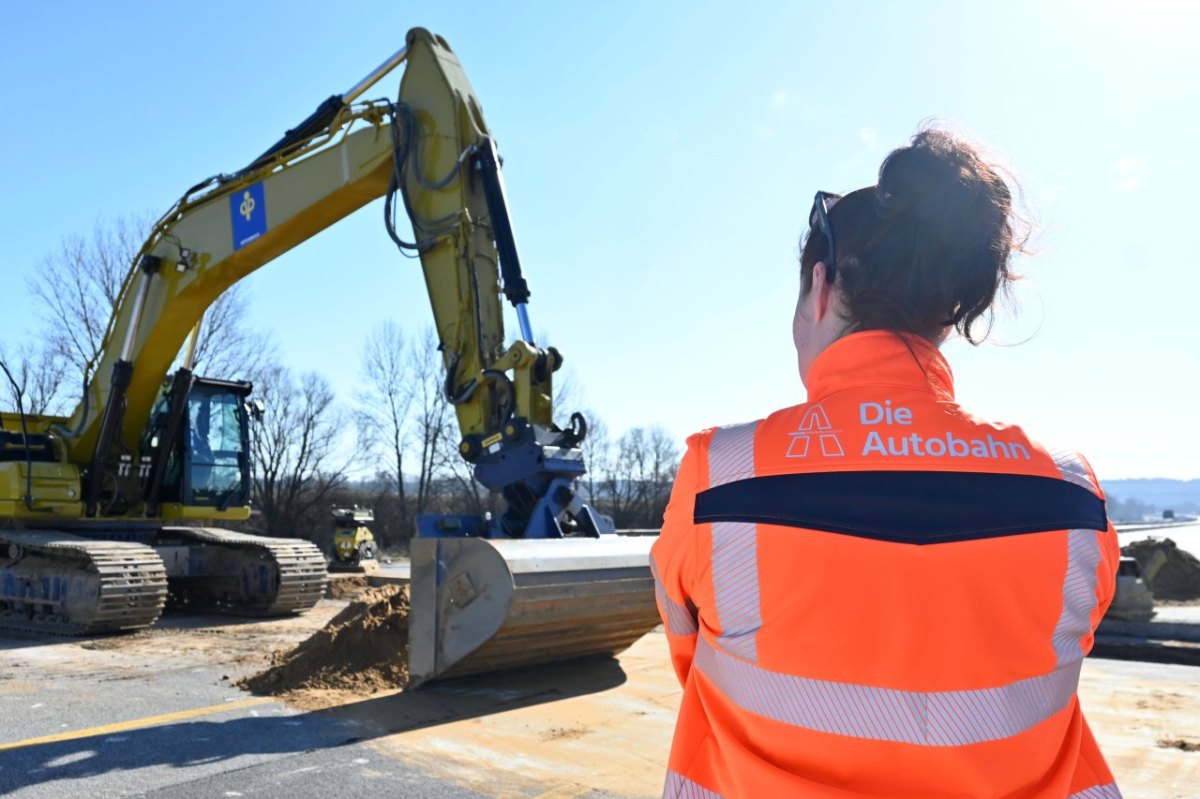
[144,376,253,512]
[180,379,252,509]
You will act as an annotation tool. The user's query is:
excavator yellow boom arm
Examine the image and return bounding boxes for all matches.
[62,30,511,468]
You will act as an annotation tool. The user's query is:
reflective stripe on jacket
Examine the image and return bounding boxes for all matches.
[651,331,1121,799]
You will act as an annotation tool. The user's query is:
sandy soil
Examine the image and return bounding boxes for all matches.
[238,586,410,710]
[325,574,371,599]
[1079,658,1200,797]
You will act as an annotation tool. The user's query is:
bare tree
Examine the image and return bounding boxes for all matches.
[357,324,458,520]
[577,407,610,507]
[28,214,269,398]
[0,343,69,416]
[601,429,642,528]
[357,320,413,523]
[184,287,273,384]
[251,365,348,537]
[28,216,143,381]
[599,425,680,529]
[1107,495,1154,523]
[409,328,456,516]
[435,414,486,516]
[642,426,680,521]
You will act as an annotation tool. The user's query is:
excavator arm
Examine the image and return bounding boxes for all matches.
[389,32,657,684]
[394,31,606,540]
[57,29,598,539]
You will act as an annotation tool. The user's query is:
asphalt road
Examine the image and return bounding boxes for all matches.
[0,602,669,799]
[0,616,484,798]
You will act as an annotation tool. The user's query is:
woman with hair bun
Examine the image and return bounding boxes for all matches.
[652,129,1121,798]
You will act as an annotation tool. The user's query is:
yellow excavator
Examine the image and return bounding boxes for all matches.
[0,28,658,683]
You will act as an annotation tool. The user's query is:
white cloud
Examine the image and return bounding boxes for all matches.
[1112,156,1143,191]
[859,127,881,151]
[769,90,792,112]
[1114,156,1141,175]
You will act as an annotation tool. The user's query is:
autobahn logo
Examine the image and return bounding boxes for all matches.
[786,404,844,457]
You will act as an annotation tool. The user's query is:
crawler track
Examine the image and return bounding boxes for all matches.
[163,527,327,616]
[0,531,168,634]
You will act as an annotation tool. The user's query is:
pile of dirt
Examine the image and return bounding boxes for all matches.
[239,585,410,698]
[326,575,370,599]
[1121,538,1200,601]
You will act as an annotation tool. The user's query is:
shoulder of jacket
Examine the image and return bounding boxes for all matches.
[937,409,1105,495]
[688,417,766,448]
[1043,446,1105,499]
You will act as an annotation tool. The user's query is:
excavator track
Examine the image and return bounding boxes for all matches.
[162,527,327,616]
[0,531,168,635]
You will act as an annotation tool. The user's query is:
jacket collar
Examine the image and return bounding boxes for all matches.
[805,330,956,403]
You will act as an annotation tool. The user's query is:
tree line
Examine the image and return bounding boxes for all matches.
[3,217,680,552]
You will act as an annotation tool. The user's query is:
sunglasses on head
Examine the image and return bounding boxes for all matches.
[809,191,842,281]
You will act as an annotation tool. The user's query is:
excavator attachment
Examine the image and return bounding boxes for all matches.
[407,535,660,685]
[390,30,665,686]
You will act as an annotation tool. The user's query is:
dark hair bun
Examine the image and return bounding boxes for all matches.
[801,127,1025,343]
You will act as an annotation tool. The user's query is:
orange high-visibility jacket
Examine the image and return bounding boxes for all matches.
[652,331,1121,799]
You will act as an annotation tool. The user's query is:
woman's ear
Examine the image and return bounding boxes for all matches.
[811,261,834,322]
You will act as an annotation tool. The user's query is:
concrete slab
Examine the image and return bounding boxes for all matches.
[370,558,411,585]
[1099,605,1200,644]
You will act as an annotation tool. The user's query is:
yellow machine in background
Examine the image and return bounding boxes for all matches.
[330,507,377,570]
[1,29,658,682]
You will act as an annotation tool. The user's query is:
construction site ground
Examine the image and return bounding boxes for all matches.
[2,523,1198,797]
[0,596,1197,799]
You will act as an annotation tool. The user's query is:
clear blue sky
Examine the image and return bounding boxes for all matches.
[2,1,1197,479]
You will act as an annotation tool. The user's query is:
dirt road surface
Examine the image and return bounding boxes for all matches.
[1,598,1197,798]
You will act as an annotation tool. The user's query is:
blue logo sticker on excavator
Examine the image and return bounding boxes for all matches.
[230,182,267,250]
